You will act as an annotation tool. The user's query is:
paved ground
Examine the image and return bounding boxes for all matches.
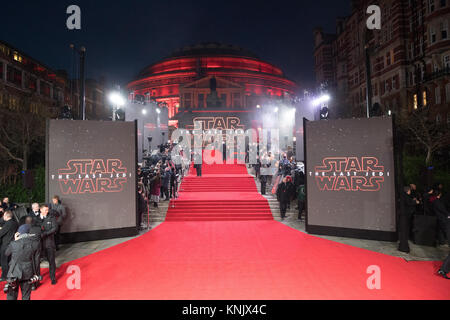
[44,168,449,269]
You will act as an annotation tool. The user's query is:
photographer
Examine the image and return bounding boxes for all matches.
[4,224,40,300]
[1,197,18,212]
[0,211,18,281]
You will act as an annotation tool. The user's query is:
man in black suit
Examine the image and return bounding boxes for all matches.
[4,224,40,300]
[432,192,450,246]
[39,205,58,285]
[398,186,419,253]
[276,177,290,219]
[0,211,19,281]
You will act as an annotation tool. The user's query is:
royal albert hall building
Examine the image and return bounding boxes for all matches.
[127,43,298,132]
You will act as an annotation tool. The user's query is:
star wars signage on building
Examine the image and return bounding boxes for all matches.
[311,156,391,192]
[46,120,137,243]
[304,117,396,241]
[50,159,133,194]
[187,116,245,130]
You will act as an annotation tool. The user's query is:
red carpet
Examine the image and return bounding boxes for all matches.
[10,163,448,300]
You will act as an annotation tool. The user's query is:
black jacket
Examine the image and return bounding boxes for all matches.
[400,192,416,217]
[162,170,171,188]
[277,182,290,203]
[5,235,40,281]
[40,215,58,249]
[432,198,450,219]
[0,219,18,251]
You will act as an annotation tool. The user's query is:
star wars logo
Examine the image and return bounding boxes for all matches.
[51,159,132,194]
[188,117,245,130]
[309,157,390,192]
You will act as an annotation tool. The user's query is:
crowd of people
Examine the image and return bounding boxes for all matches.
[399,183,450,279]
[137,142,189,229]
[252,152,450,279]
[253,151,305,221]
[0,195,66,299]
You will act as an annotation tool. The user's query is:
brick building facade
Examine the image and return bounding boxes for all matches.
[314,0,450,122]
[0,40,109,120]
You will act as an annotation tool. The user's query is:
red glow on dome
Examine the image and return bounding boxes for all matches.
[128,45,298,119]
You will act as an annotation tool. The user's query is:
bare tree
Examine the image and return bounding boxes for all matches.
[398,107,450,165]
[0,92,48,171]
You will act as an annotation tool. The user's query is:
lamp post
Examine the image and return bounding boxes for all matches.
[109,91,125,121]
[70,44,86,120]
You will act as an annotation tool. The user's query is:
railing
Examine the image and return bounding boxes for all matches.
[424,66,450,82]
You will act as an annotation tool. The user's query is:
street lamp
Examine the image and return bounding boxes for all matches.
[311,94,330,107]
[109,91,125,121]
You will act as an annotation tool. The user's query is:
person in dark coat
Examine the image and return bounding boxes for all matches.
[276,177,290,219]
[150,172,162,207]
[137,186,148,229]
[0,211,19,281]
[4,224,40,300]
[432,193,450,246]
[297,184,306,220]
[422,187,434,215]
[39,205,58,285]
[161,167,171,201]
[1,197,17,211]
[49,195,67,250]
[398,186,419,253]
[438,254,450,279]
[259,172,267,195]
[24,215,42,290]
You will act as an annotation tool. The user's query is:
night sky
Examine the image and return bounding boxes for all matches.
[0,0,350,91]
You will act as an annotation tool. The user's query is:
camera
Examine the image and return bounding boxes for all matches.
[29,275,43,284]
[3,278,17,293]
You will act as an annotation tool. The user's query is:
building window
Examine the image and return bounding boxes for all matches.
[220,94,227,107]
[0,61,3,80]
[413,94,418,109]
[40,81,50,97]
[441,21,448,40]
[184,93,192,108]
[429,0,435,12]
[13,52,23,63]
[435,86,441,104]
[441,0,447,7]
[436,114,441,124]
[198,93,205,108]
[446,83,450,102]
[6,65,22,87]
[423,90,427,106]
[27,75,37,91]
[444,55,450,68]
[430,26,437,44]
[232,93,241,108]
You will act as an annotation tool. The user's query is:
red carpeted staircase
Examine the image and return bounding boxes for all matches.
[23,162,449,300]
[166,163,273,222]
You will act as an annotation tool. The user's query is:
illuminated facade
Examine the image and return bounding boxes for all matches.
[127,43,298,127]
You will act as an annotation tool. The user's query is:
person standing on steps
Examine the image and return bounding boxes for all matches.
[297,183,306,221]
[276,177,290,219]
[150,170,162,208]
[259,170,267,195]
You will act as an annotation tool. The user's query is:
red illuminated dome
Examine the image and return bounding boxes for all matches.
[127,42,298,119]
